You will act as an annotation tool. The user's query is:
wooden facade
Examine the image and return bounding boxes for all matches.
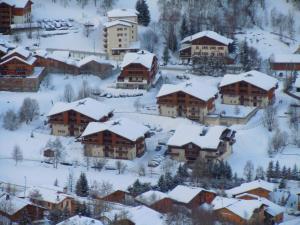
[31,196,75,214]
[0,57,34,76]
[220,81,276,107]
[82,129,146,160]
[49,110,113,137]
[232,187,271,199]
[117,54,158,90]
[157,91,216,122]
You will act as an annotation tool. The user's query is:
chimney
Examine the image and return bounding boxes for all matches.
[56,195,60,201]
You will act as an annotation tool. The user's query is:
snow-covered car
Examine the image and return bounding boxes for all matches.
[148,160,159,167]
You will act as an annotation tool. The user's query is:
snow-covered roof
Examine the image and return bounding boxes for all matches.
[211,196,264,220]
[77,55,114,67]
[0,45,8,53]
[107,9,138,18]
[295,78,300,88]
[168,185,212,204]
[121,50,156,70]
[135,190,169,206]
[270,54,300,63]
[219,70,278,91]
[181,30,233,45]
[103,205,164,225]
[235,193,284,216]
[279,218,300,225]
[226,180,275,197]
[104,20,132,28]
[0,55,36,66]
[157,81,217,102]
[1,46,31,60]
[57,215,103,225]
[48,98,113,120]
[0,193,32,216]
[0,0,31,8]
[167,123,227,149]
[81,118,149,141]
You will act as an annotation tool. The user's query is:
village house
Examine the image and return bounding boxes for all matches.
[117,50,159,90]
[22,186,75,214]
[270,54,300,77]
[211,196,266,225]
[157,81,217,122]
[226,180,275,199]
[0,0,33,33]
[219,70,278,107]
[0,193,45,224]
[167,124,235,162]
[0,46,46,91]
[104,9,139,60]
[135,190,173,213]
[168,185,216,209]
[81,118,149,160]
[235,193,284,224]
[57,215,104,225]
[100,204,164,225]
[179,30,233,63]
[48,98,114,137]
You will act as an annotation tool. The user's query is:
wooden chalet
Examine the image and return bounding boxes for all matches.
[219,70,278,108]
[0,47,46,91]
[0,0,33,33]
[226,180,274,199]
[48,98,113,137]
[211,196,265,225]
[81,118,149,160]
[157,82,217,122]
[0,193,45,224]
[179,30,233,63]
[167,124,236,162]
[135,190,173,213]
[117,50,158,90]
[57,215,104,225]
[270,54,300,77]
[168,185,216,210]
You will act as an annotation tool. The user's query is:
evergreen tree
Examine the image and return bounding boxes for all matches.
[157,175,167,192]
[279,178,286,189]
[180,15,189,40]
[275,161,281,179]
[75,172,89,197]
[164,172,175,190]
[281,166,287,179]
[292,164,298,180]
[136,0,150,26]
[76,202,91,217]
[177,164,189,179]
[162,45,170,65]
[128,179,151,196]
[240,40,250,71]
[266,161,274,181]
[224,162,232,180]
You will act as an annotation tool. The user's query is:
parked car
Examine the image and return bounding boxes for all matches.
[155,146,162,151]
[148,160,159,167]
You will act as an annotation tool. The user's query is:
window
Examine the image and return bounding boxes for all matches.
[119,44,122,47]
[188,144,193,149]
[119,38,122,42]
[117,28,123,31]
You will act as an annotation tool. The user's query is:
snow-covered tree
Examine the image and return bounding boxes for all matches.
[63,84,75,103]
[243,160,254,182]
[45,138,65,168]
[19,98,40,123]
[136,0,150,26]
[11,145,23,166]
[3,109,19,131]
[75,172,89,197]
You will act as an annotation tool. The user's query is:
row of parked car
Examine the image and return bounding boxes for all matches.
[38,18,74,31]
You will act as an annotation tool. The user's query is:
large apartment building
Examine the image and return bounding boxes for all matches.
[103,9,139,60]
[156,82,217,122]
[0,0,32,33]
[179,30,233,63]
[219,70,278,107]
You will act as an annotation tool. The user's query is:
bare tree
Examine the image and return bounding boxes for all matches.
[270,129,288,154]
[243,160,254,182]
[45,138,65,168]
[67,170,75,193]
[3,109,19,131]
[165,205,192,225]
[263,105,277,132]
[116,161,127,174]
[12,145,23,166]
[141,29,159,53]
[63,84,75,103]
[19,98,40,124]
[77,80,92,100]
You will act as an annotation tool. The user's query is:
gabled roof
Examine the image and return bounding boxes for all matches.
[226,180,275,197]
[211,196,264,220]
[167,124,228,149]
[0,193,32,216]
[81,118,149,141]
[219,70,278,91]
[104,20,132,28]
[135,190,169,206]
[107,9,138,18]
[270,54,300,63]
[168,185,213,204]
[0,0,31,8]
[121,50,156,70]
[57,215,103,225]
[181,30,233,45]
[0,45,8,54]
[48,98,113,121]
[1,46,31,60]
[77,55,114,67]
[157,81,217,102]
[0,55,36,66]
